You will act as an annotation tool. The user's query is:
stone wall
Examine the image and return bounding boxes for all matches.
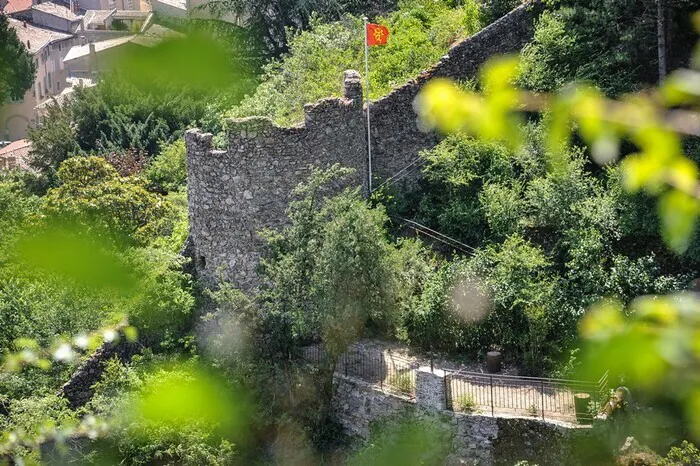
[59,339,140,409]
[332,375,603,466]
[185,4,543,288]
[416,367,448,410]
[186,71,366,287]
[368,2,542,188]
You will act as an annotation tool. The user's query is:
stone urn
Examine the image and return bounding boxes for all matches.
[486,351,502,373]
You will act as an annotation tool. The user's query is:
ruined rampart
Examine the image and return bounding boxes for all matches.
[185,3,543,288]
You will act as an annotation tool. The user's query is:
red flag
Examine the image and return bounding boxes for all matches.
[366,23,389,46]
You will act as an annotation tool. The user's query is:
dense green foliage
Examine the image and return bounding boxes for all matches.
[43,157,176,247]
[661,441,700,465]
[229,0,482,124]
[27,80,219,178]
[3,0,700,463]
[397,125,695,373]
[347,414,452,466]
[0,152,194,402]
[27,21,258,182]
[259,166,423,354]
[519,0,700,95]
[0,14,35,104]
[82,357,242,465]
[201,0,403,56]
[144,140,188,194]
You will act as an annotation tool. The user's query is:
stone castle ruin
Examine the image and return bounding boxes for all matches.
[185,3,543,289]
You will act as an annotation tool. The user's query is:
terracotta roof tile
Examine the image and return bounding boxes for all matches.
[0,139,32,171]
[1,0,32,14]
[8,17,72,54]
[32,1,82,21]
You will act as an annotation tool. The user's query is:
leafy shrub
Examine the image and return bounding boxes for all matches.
[42,156,176,247]
[0,394,77,461]
[413,131,543,248]
[123,247,195,348]
[480,0,522,23]
[519,2,699,96]
[404,259,479,355]
[86,361,241,466]
[145,140,188,194]
[260,165,429,357]
[400,124,694,373]
[229,0,482,124]
[387,371,414,394]
[455,393,476,412]
[28,77,225,178]
[661,441,700,466]
[347,413,453,466]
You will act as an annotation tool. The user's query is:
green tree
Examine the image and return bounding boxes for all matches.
[28,77,224,179]
[415,17,700,437]
[42,156,175,247]
[26,102,79,179]
[0,14,35,104]
[260,166,406,351]
[519,0,700,96]
[202,0,384,56]
[258,165,425,434]
[145,140,187,193]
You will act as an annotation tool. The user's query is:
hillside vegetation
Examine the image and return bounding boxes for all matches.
[228,0,482,125]
[1,0,700,464]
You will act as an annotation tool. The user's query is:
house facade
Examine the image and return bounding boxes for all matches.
[0,18,74,141]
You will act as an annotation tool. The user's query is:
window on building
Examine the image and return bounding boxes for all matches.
[38,82,43,99]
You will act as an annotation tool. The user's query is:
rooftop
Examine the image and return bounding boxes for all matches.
[131,23,181,45]
[1,0,32,13]
[36,78,97,110]
[32,1,82,21]
[113,9,149,18]
[0,139,32,171]
[63,24,183,62]
[63,35,135,62]
[83,9,113,27]
[152,0,185,10]
[9,18,73,54]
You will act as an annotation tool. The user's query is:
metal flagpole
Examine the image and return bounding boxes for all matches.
[363,16,373,193]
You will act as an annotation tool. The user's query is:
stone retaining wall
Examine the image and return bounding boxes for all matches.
[332,375,603,466]
[59,339,140,409]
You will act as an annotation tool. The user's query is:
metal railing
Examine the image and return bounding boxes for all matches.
[298,344,609,422]
[445,369,609,422]
[298,344,419,398]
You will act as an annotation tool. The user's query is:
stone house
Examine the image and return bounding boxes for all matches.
[62,22,181,78]
[30,0,82,32]
[0,139,32,171]
[0,18,75,141]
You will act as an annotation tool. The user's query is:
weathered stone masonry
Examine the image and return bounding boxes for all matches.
[186,70,366,287]
[185,3,543,288]
[333,374,600,466]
